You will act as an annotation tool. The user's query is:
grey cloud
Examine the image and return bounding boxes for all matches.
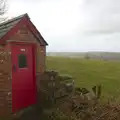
[81,0,120,34]
[8,0,120,52]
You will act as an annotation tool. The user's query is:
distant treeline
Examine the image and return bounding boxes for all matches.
[47,52,120,61]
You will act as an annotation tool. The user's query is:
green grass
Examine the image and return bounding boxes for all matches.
[47,56,120,100]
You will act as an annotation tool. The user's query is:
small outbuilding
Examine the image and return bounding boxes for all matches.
[0,13,48,114]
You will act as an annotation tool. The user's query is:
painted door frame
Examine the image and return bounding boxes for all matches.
[10,42,37,112]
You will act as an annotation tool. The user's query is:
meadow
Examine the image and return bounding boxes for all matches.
[47,56,120,100]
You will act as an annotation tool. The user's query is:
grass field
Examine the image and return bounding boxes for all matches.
[47,56,120,100]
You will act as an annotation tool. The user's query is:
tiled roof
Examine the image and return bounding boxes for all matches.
[0,13,48,45]
[0,14,27,39]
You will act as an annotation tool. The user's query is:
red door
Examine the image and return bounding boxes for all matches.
[11,44,36,112]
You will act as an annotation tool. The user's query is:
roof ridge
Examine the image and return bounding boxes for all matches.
[0,13,29,27]
[0,13,48,45]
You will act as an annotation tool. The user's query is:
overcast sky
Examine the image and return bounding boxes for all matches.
[6,0,120,52]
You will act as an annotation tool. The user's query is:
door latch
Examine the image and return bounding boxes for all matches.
[13,64,16,72]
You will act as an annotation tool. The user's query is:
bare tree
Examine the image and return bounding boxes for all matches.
[0,0,6,15]
[0,0,7,22]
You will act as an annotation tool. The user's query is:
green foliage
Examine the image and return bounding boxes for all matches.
[47,109,70,120]
[47,56,120,100]
[57,74,72,81]
[0,117,12,120]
